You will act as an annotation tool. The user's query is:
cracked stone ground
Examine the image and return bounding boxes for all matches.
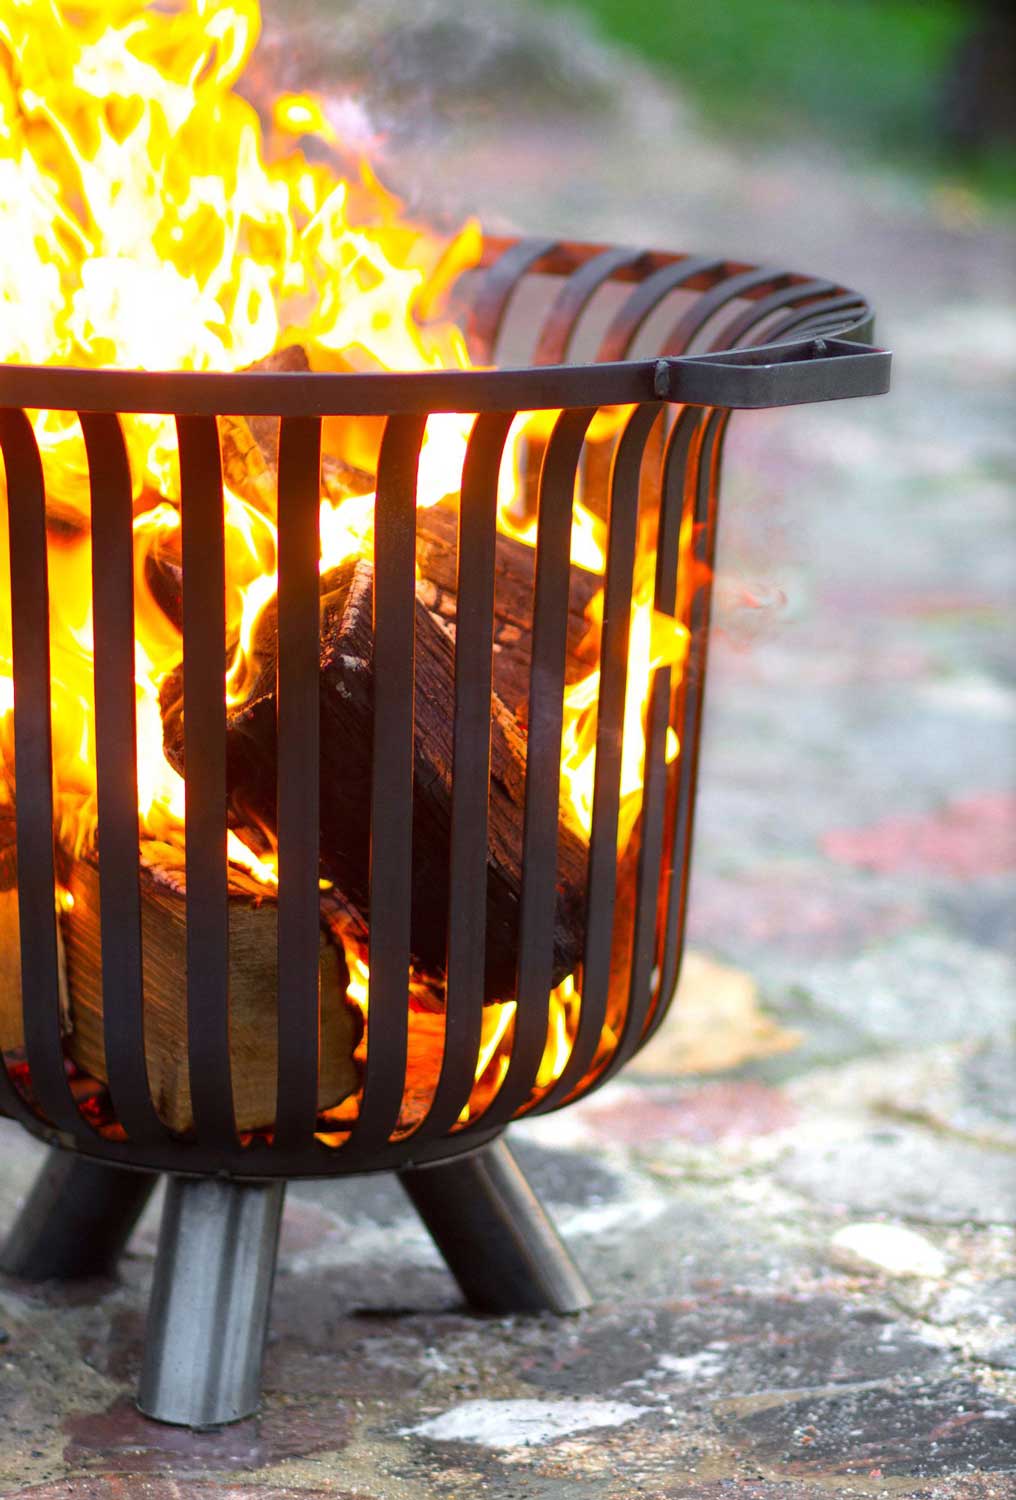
[1,3,1014,1497]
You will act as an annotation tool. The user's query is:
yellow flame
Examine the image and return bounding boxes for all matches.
[0,0,693,1123]
[272,91,336,145]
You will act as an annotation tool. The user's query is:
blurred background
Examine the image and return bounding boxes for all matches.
[253,0,1016,196]
[534,0,1016,190]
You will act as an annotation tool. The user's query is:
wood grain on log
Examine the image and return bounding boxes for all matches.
[217,344,311,513]
[414,500,602,718]
[62,842,362,1134]
[148,350,606,722]
[217,345,375,514]
[160,557,589,1003]
[0,809,73,1058]
[141,491,603,725]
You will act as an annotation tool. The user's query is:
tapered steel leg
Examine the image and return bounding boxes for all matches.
[138,1177,285,1428]
[1,1150,157,1281]
[398,1137,591,1315]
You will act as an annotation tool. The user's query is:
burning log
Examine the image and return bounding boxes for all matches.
[414,500,602,718]
[61,842,362,1134]
[149,342,604,720]
[218,344,312,513]
[216,344,603,714]
[142,502,603,757]
[0,810,73,1057]
[218,344,376,515]
[142,492,603,721]
[159,556,589,1004]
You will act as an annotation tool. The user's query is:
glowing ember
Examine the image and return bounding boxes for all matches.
[0,0,689,1126]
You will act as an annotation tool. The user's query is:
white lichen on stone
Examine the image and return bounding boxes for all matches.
[830,1221,948,1279]
[404,1398,649,1448]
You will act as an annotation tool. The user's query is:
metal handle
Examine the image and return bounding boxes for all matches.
[659,336,892,409]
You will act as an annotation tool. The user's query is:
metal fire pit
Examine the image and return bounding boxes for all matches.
[0,236,890,1426]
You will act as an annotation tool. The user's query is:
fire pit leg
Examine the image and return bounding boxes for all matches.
[137,1176,285,1428]
[0,1150,157,1281]
[398,1137,592,1315]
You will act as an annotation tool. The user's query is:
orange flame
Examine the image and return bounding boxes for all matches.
[0,0,688,1119]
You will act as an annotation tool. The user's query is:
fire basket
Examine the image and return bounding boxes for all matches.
[0,236,890,1427]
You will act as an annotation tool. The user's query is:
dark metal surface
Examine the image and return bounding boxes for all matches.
[0,336,888,415]
[0,410,80,1138]
[0,1150,157,1281]
[427,411,515,1136]
[354,412,428,1156]
[399,1138,591,1315]
[274,416,325,1150]
[137,1176,285,1427]
[0,235,890,1179]
[481,406,595,1131]
[83,414,169,1146]
[179,415,236,1146]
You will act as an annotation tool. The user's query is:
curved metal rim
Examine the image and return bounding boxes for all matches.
[0,239,883,416]
[0,341,880,415]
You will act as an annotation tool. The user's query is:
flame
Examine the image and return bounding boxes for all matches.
[0,0,691,1127]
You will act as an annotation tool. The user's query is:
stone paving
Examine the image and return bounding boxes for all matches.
[0,3,1014,1497]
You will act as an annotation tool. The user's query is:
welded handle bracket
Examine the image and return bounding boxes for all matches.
[659,336,891,409]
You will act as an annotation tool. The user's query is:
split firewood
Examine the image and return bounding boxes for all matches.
[218,343,310,513]
[0,808,72,1056]
[218,342,605,709]
[159,556,589,1004]
[414,499,602,717]
[141,490,604,727]
[140,465,372,642]
[218,344,376,514]
[62,841,362,1134]
[148,341,606,716]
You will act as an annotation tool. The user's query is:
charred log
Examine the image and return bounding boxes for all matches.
[159,556,589,1003]
[414,500,602,718]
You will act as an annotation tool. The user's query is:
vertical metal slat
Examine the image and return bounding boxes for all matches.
[531,403,660,1113]
[425,411,514,1136]
[467,238,560,362]
[533,246,651,366]
[351,412,426,1151]
[479,406,594,1129]
[82,411,168,1144]
[651,409,729,1028]
[273,415,322,1148]
[178,413,235,1144]
[711,279,835,351]
[0,408,82,1134]
[662,267,789,356]
[594,408,703,1084]
[596,257,726,363]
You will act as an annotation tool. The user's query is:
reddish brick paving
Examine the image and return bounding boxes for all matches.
[824,793,1016,878]
[576,1081,796,1145]
[62,1398,353,1474]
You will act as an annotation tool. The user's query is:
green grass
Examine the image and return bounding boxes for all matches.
[531,0,1016,197]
